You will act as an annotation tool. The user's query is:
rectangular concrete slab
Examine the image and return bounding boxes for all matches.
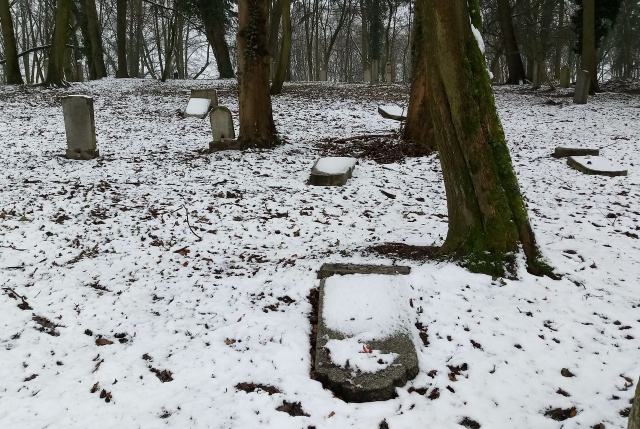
[310,157,356,186]
[315,273,418,402]
[62,95,98,160]
[378,104,407,121]
[553,146,599,158]
[567,155,628,177]
[185,98,211,119]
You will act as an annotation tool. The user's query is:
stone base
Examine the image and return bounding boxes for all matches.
[567,156,628,177]
[66,148,99,160]
[318,263,411,279]
[553,147,599,158]
[209,140,244,153]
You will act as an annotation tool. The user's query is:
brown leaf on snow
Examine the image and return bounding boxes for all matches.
[561,368,575,377]
[95,338,114,346]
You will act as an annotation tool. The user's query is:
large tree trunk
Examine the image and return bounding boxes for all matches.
[496,0,526,84]
[403,0,434,151]
[270,0,291,95]
[630,377,640,429]
[84,0,107,79]
[46,0,71,87]
[0,0,24,84]
[116,0,129,78]
[422,0,552,277]
[237,0,278,146]
[200,3,234,79]
[581,0,598,92]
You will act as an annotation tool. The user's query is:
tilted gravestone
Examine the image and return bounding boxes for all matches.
[185,98,211,119]
[573,70,590,104]
[314,265,418,402]
[209,106,237,152]
[310,157,357,186]
[378,105,406,121]
[62,95,99,160]
[385,61,392,86]
[559,65,570,88]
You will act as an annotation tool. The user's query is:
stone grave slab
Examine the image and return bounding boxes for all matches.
[378,104,406,121]
[315,271,418,402]
[553,146,599,158]
[567,155,627,177]
[310,157,357,186]
[210,106,235,141]
[190,89,218,106]
[62,95,99,160]
[185,98,211,119]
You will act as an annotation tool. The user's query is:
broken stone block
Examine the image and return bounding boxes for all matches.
[553,147,599,158]
[573,70,590,104]
[185,98,211,119]
[190,89,218,106]
[378,104,407,121]
[315,272,418,402]
[567,155,627,177]
[310,157,357,186]
[62,95,99,160]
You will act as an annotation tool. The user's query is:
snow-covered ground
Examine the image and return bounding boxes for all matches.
[0,79,638,428]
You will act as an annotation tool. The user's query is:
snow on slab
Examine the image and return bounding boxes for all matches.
[185,97,211,118]
[568,155,628,176]
[378,104,406,121]
[312,157,356,175]
[322,274,412,339]
[325,337,398,373]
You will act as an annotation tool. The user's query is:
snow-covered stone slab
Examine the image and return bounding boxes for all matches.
[315,272,418,402]
[185,98,211,119]
[553,146,599,158]
[567,155,628,177]
[378,104,407,121]
[310,157,357,186]
[62,95,99,160]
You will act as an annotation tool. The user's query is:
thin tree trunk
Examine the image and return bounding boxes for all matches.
[553,0,565,78]
[237,0,278,145]
[271,0,291,94]
[200,3,234,78]
[629,377,640,429]
[46,0,71,87]
[581,0,598,92]
[0,0,23,84]
[496,0,526,84]
[116,0,129,78]
[84,0,107,79]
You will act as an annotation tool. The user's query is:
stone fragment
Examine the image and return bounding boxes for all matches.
[378,104,407,121]
[567,155,627,177]
[559,65,570,88]
[318,263,411,279]
[310,157,356,186]
[62,95,99,160]
[573,70,590,104]
[553,147,599,158]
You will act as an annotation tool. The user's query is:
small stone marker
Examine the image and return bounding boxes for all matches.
[185,98,211,119]
[532,61,541,90]
[364,69,371,83]
[209,106,238,152]
[75,61,84,82]
[559,65,570,88]
[378,104,407,121]
[319,68,327,81]
[567,155,627,177]
[553,146,599,158]
[62,95,99,160]
[190,88,218,106]
[573,70,590,104]
[385,61,392,86]
[310,157,357,186]
[314,265,418,402]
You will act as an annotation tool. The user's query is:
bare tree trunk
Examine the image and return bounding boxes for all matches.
[553,0,565,79]
[629,377,640,429]
[84,0,107,79]
[116,0,129,78]
[237,0,278,145]
[199,3,235,78]
[0,0,24,84]
[581,0,598,92]
[46,0,71,87]
[271,0,291,94]
[496,0,526,84]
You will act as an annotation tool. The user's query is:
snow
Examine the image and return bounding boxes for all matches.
[570,155,628,173]
[185,97,211,117]
[471,24,485,54]
[378,104,406,119]
[325,337,398,374]
[313,157,357,175]
[0,78,639,428]
[322,274,412,339]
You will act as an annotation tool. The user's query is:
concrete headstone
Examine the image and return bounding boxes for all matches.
[185,98,211,119]
[62,95,99,160]
[210,106,235,142]
[559,65,570,88]
[319,68,327,82]
[532,61,542,89]
[363,69,371,83]
[553,146,599,158]
[385,61,392,86]
[573,70,590,104]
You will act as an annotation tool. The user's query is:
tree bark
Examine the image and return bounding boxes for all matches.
[422,0,553,277]
[0,0,23,84]
[237,0,278,146]
[496,0,526,84]
[83,0,107,79]
[199,3,234,79]
[403,0,434,151]
[554,0,565,79]
[270,0,291,94]
[629,377,640,429]
[46,0,71,87]
[581,0,599,92]
[116,0,129,78]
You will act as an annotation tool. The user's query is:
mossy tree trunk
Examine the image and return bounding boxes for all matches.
[629,377,640,429]
[45,0,71,87]
[403,0,434,151]
[422,0,552,278]
[270,0,291,95]
[0,0,23,85]
[237,0,278,146]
